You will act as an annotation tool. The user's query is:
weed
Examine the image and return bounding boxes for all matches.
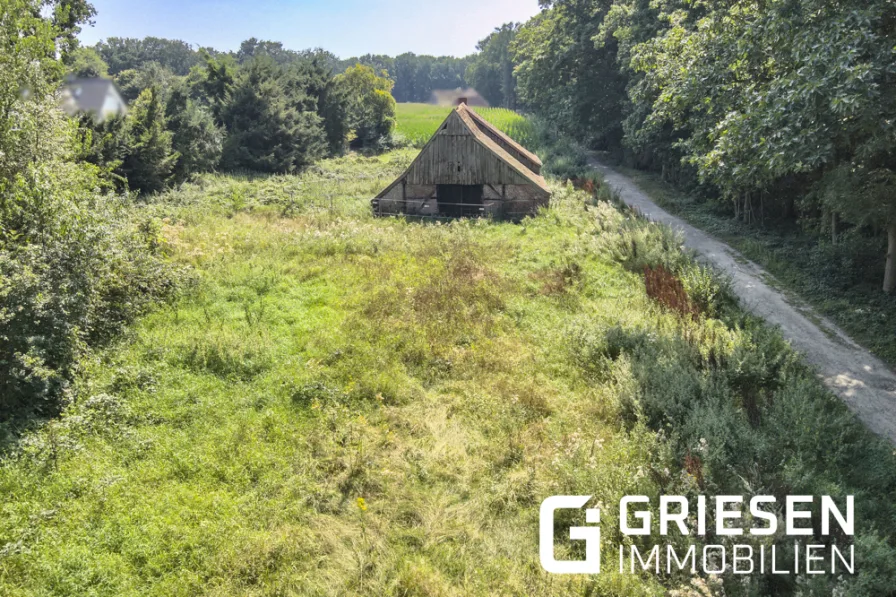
[644,265,698,319]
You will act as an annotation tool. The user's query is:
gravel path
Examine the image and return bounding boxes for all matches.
[589,157,896,444]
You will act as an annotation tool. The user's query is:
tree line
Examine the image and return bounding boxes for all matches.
[476,0,895,293]
[68,41,397,194]
[78,34,536,109]
[78,36,473,104]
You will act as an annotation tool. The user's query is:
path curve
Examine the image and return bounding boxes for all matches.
[589,157,896,444]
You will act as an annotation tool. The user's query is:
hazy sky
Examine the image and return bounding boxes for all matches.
[78,0,543,58]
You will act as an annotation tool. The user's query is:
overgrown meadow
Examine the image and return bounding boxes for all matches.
[1,148,895,595]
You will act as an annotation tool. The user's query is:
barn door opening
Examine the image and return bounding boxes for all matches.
[437,185,483,218]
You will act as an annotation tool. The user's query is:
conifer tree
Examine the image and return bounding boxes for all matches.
[166,83,222,182]
[220,56,326,173]
[122,86,179,194]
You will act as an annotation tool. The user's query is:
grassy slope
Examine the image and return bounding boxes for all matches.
[618,167,896,367]
[0,154,669,596]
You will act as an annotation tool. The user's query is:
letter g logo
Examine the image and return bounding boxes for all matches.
[539,496,601,574]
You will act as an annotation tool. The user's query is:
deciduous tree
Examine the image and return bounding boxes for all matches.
[336,64,396,147]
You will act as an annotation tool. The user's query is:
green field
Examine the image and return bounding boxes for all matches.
[395,103,536,149]
[1,151,894,595]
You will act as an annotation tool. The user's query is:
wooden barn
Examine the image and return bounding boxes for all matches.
[372,104,551,220]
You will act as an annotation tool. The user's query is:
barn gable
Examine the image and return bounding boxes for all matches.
[374,105,551,217]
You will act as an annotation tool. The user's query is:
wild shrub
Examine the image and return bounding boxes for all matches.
[0,3,178,426]
[679,263,733,319]
[576,219,896,594]
[597,215,688,273]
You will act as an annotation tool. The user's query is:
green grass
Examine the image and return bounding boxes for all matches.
[1,152,894,596]
[618,166,896,367]
[395,103,536,149]
[393,103,452,146]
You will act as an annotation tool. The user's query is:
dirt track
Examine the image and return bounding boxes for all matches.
[589,157,896,444]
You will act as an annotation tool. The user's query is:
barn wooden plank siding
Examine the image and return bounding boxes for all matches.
[372,104,551,220]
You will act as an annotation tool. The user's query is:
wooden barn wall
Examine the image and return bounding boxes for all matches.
[443,113,469,136]
[406,135,534,186]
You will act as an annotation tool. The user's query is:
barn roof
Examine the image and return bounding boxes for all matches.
[458,104,543,173]
[376,105,550,199]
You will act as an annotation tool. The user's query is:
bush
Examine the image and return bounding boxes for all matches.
[0,4,179,426]
[570,216,896,595]
[0,168,179,420]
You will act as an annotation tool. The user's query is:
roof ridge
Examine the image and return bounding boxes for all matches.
[457,104,543,168]
[453,106,550,194]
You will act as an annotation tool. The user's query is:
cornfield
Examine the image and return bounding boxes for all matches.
[394,103,536,150]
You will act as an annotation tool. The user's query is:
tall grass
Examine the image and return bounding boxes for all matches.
[0,152,893,596]
[620,167,896,368]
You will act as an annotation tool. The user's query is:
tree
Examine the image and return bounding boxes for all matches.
[390,53,419,103]
[293,51,351,155]
[337,64,396,147]
[114,61,177,102]
[617,0,896,290]
[94,36,199,75]
[466,23,520,108]
[513,1,628,149]
[41,0,96,56]
[237,38,298,65]
[165,83,222,182]
[220,56,326,173]
[121,86,179,194]
[74,113,132,190]
[194,49,237,124]
[65,46,109,78]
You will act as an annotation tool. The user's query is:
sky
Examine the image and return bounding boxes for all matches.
[78,0,543,58]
